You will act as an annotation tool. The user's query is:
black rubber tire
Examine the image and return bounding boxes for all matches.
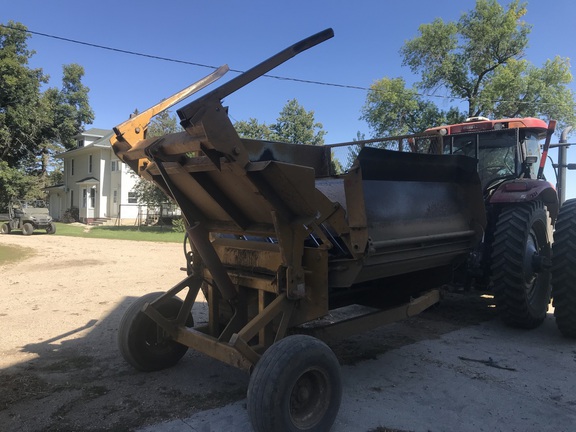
[118,292,193,371]
[552,199,576,337]
[46,223,56,234]
[490,201,552,329]
[22,222,34,236]
[247,335,342,432]
[1,223,10,234]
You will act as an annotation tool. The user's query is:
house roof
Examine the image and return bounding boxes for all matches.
[43,184,65,190]
[74,128,112,139]
[57,129,114,158]
[76,177,100,184]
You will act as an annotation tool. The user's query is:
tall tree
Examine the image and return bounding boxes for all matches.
[400,0,575,129]
[147,108,179,137]
[37,64,94,178]
[234,99,327,145]
[0,21,48,167]
[345,131,366,171]
[234,118,272,140]
[361,77,450,138]
[233,99,340,173]
[269,99,326,146]
[1,23,94,165]
[132,110,179,208]
[50,63,94,151]
[0,161,44,210]
[0,21,94,207]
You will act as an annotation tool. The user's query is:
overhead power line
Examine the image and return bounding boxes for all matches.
[0,23,369,92]
[0,23,571,109]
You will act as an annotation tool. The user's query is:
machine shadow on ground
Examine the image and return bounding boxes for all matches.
[0,288,499,432]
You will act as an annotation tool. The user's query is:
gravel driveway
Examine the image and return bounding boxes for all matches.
[1,233,575,432]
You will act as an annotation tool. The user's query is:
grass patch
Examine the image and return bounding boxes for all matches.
[0,243,33,265]
[53,222,184,243]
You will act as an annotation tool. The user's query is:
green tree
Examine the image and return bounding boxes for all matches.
[132,110,179,208]
[235,100,326,145]
[480,57,574,124]
[0,161,44,210]
[400,0,575,129]
[36,64,94,177]
[361,77,449,138]
[345,131,366,170]
[0,22,94,208]
[49,64,95,151]
[147,109,179,137]
[233,99,340,173]
[0,21,48,168]
[234,118,272,140]
[269,99,326,145]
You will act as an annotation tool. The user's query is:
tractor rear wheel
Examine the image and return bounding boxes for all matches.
[1,223,10,234]
[552,199,576,337]
[247,335,342,432]
[118,292,193,371]
[46,223,56,234]
[490,201,552,329]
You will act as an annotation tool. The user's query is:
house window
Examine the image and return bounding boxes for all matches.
[71,190,74,207]
[128,192,138,204]
[83,189,87,208]
[88,155,93,173]
[77,139,84,148]
[71,159,75,176]
[90,188,95,208]
[111,161,116,172]
[113,190,118,204]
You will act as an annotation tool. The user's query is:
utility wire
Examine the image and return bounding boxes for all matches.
[0,23,370,92]
[0,23,464,100]
[0,23,571,108]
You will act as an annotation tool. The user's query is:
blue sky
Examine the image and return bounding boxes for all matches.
[3,0,576,195]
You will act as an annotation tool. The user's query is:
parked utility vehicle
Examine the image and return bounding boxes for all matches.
[0,199,56,235]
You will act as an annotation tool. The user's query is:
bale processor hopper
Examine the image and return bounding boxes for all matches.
[110,29,486,432]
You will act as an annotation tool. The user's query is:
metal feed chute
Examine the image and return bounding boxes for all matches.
[110,28,485,432]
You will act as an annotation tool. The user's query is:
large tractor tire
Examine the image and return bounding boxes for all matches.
[46,223,56,234]
[247,335,342,432]
[490,201,552,329]
[118,292,193,371]
[1,223,10,234]
[552,199,576,337]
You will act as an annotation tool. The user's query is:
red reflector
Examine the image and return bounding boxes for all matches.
[504,182,529,192]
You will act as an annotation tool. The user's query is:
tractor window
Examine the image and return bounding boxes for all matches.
[477,130,518,188]
[523,132,542,179]
[444,129,518,189]
[451,137,477,158]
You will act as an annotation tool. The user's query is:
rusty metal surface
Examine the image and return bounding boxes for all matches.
[109,28,486,370]
[243,139,331,177]
[300,289,441,343]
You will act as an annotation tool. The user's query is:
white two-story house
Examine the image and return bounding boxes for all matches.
[46,128,143,224]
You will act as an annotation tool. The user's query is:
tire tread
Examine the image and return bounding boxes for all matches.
[490,201,551,329]
[552,199,576,337]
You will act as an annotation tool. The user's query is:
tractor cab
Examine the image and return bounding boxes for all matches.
[427,117,549,191]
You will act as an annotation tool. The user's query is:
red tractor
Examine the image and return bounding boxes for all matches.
[424,117,576,336]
